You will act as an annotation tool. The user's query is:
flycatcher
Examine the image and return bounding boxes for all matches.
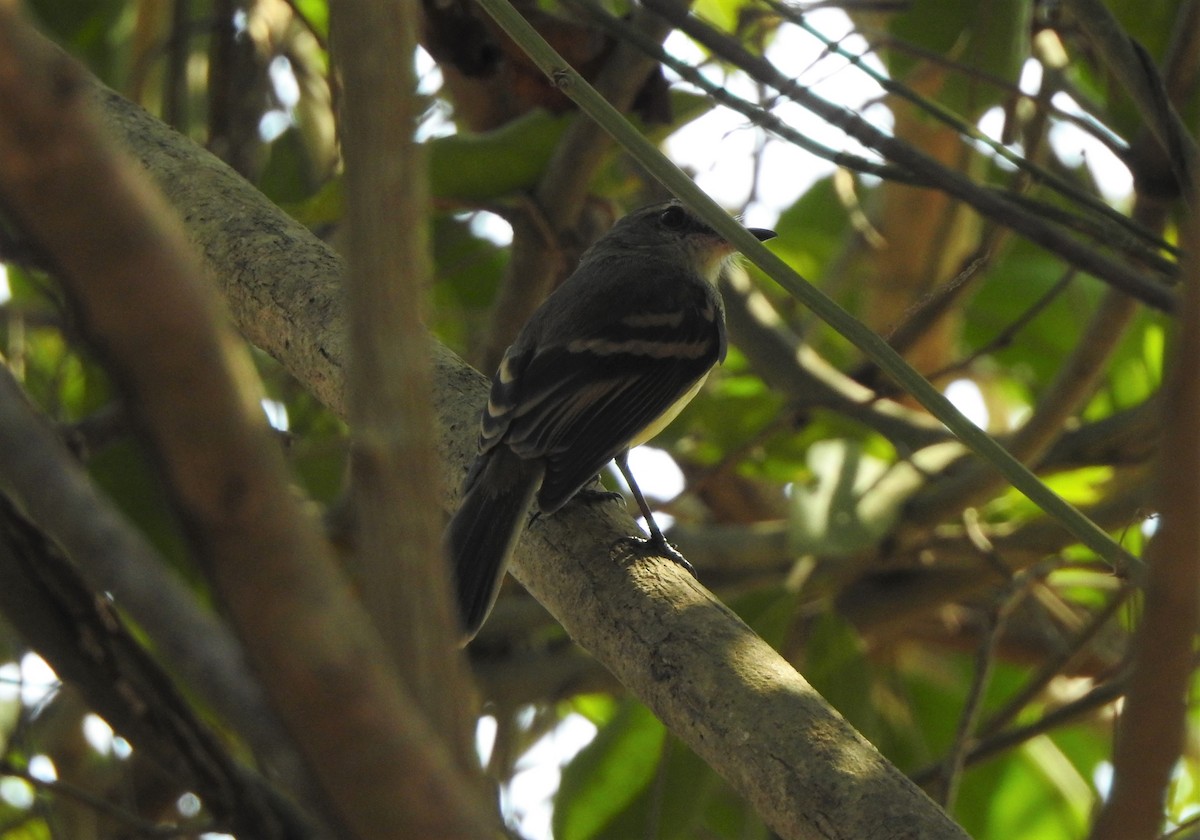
[446,201,776,641]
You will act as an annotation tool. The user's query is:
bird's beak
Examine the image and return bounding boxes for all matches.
[748,227,777,242]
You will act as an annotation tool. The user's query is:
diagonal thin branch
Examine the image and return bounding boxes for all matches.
[643,0,1177,313]
[475,0,1142,577]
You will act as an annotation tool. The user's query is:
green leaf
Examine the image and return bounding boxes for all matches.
[554,700,666,840]
[591,734,766,840]
[88,440,191,577]
[800,613,884,743]
[986,465,1115,522]
[429,213,509,350]
[430,111,574,201]
[569,693,620,728]
[26,0,128,86]
[881,0,1030,118]
[772,177,851,284]
[282,173,344,228]
[968,743,1091,839]
[965,242,1097,387]
[692,0,745,33]
[259,128,325,206]
[291,0,330,38]
[290,91,714,217]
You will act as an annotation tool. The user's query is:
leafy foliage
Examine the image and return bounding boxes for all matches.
[0,0,1195,837]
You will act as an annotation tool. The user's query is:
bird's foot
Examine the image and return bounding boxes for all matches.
[529,486,623,526]
[616,532,696,577]
[573,486,626,507]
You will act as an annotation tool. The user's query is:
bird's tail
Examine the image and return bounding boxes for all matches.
[444,448,542,643]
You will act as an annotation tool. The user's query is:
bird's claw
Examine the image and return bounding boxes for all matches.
[573,487,626,507]
[616,533,696,577]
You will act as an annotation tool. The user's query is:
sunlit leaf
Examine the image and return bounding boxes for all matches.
[554,700,666,840]
[877,0,1030,118]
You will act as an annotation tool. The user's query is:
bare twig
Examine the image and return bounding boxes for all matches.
[164,0,190,127]
[782,5,1176,255]
[567,0,918,184]
[0,760,213,838]
[934,562,1050,810]
[977,586,1133,738]
[1062,0,1198,196]
[911,667,1130,787]
[207,0,269,178]
[920,268,1076,383]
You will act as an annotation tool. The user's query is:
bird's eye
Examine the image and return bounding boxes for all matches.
[659,205,687,230]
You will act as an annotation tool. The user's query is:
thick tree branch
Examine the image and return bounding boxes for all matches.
[0,365,320,813]
[0,497,299,837]
[330,0,479,775]
[0,9,492,839]
[1089,185,1200,840]
[76,22,968,840]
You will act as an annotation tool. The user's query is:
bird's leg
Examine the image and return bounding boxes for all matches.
[614,451,695,576]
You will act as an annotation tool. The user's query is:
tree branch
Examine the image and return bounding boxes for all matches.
[0,497,295,836]
[76,19,969,839]
[0,9,492,838]
[330,0,479,775]
[0,364,319,812]
[642,0,1178,313]
[1089,179,1200,840]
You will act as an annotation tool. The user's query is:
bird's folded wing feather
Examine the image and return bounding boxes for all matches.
[483,283,725,513]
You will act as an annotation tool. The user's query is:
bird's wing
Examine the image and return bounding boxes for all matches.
[486,281,724,513]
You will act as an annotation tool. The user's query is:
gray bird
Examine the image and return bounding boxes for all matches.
[446,201,776,641]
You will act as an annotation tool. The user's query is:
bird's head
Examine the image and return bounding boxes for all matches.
[600,201,776,283]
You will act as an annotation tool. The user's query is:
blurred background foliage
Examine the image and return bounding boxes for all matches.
[0,0,1194,836]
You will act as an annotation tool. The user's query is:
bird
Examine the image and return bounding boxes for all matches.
[445,200,776,642]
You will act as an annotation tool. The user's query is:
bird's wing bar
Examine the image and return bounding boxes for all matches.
[540,361,707,511]
[507,332,720,513]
